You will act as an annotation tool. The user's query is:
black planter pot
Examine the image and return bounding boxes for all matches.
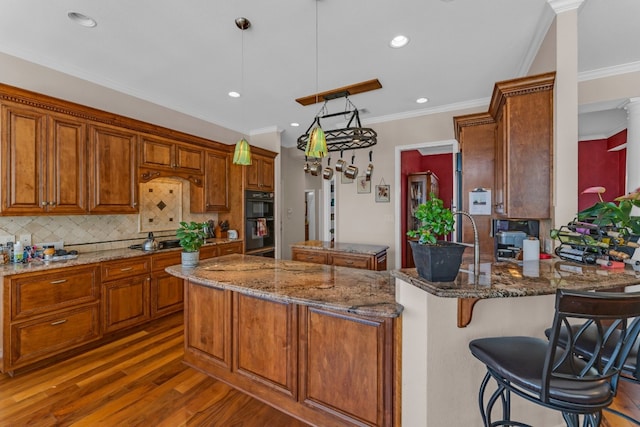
[409,240,466,282]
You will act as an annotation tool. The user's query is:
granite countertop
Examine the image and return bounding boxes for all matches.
[0,238,240,277]
[392,259,640,299]
[166,254,402,318]
[291,240,389,255]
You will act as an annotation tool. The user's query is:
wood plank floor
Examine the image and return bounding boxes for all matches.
[0,313,308,427]
[1,312,638,426]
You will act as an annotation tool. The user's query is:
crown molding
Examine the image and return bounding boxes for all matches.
[547,0,584,14]
[579,61,640,82]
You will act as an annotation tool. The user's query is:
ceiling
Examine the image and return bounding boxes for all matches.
[0,0,638,148]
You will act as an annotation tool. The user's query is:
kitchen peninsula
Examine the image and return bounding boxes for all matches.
[166,254,401,427]
[392,260,640,427]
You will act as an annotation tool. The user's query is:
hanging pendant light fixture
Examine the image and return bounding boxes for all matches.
[303,0,327,159]
[232,17,252,165]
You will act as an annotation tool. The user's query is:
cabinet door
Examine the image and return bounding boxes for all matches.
[0,103,46,214]
[234,293,297,398]
[185,281,231,370]
[299,307,395,427]
[203,150,230,211]
[259,156,275,191]
[175,144,203,173]
[47,113,87,214]
[140,135,173,169]
[88,124,138,213]
[102,275,150,333]
[151,272,184,318]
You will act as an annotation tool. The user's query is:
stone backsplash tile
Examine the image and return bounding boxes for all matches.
[0,178,219,252]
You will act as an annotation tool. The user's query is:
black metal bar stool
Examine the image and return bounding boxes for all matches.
[546,307,640,425]
[469,289,640,427]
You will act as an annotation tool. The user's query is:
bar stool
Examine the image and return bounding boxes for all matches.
[469,289,640,427]
[546,310,640,424]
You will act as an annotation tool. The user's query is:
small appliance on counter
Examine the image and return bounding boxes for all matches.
[493,219,539,260]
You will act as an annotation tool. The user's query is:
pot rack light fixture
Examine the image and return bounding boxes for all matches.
[297,92,378,154]
[232,17,252,166]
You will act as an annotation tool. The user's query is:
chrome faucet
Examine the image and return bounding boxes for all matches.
[452,210,480,281]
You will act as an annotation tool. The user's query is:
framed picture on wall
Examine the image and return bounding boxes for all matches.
[357,176,371,194]
[376,184,390,202]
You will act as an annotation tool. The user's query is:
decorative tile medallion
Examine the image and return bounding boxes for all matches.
[139,178,183,232]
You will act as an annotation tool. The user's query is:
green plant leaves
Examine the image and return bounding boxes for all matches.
[406,194,455,245]
[176,221,207,252]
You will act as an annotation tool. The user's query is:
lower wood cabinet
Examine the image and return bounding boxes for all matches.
[150,251,184,318]
[184,281,396,426]
[2,265,102,374]
[101,257,151,333]
[292,247,387,271]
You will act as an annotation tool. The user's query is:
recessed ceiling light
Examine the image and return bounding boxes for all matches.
[416,97,429,104]
[228,91,241,98]
[290,122,300,127]
[68,12,97,28]
[390,35,409,48]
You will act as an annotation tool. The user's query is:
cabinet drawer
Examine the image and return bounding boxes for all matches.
[329,254,371,270]
[218,242,243,256]
[292,249,327,265]
[200,245,217,260]
[101,257,151,282]
[151,251,182,272]
[9,303,101,369]
[10,265,100,320]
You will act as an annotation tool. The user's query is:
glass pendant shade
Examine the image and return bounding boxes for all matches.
[232,138,252,165]
[305,126,327,158]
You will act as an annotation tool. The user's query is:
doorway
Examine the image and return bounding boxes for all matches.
[394,139,459,268]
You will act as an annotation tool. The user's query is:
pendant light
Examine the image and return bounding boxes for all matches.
[232,17,252,165]
[304,0,327,159]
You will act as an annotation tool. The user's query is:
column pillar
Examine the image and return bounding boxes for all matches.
[626,97,640,192]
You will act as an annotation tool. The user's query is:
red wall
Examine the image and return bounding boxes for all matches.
[578,129,627,211]
[401,150,453,266]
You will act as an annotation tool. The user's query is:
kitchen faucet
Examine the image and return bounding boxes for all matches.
[452,210,480,282]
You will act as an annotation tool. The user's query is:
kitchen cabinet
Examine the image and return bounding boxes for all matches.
[101,257,151,333]
[150,251,183,318]
[291,244,387,271]
[183,280,395,427]
[216,241,243,256]
[489,72,555,219]
[453,112,496,258]
[191,149,230,212]
[245,152,275,191]
[88,123,138,214]
[139,134,203,174]
[2,265,101,374]
[0,103,87,214]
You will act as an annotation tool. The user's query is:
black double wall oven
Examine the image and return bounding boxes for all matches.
[245,190,275,257]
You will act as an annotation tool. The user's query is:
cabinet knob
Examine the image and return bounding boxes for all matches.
[41,201,47,206]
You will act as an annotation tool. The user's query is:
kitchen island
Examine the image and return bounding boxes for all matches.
[291,240,388,271]
[391,259,640,427]
[166,254,402,427]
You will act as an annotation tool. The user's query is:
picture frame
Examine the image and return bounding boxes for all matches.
[357,176,371,194]
[375,184,390,202]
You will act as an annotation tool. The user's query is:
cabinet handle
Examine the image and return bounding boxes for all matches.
[50,319,67,326]
[120,267,133,272]
[345,261,354,264]
[50,279,68,284]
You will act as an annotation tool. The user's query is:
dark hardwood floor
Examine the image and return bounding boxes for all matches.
[1,312,638,426]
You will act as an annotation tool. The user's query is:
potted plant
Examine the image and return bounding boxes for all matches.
[578,186,640,235]
[406,194,465,282]
[176,221,207,267]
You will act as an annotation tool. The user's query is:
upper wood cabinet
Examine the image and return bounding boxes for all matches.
[245,153,275,191]
[191,149,230,212]
[489,72,555,219]
[139,134,203,174]
[0,103,87,214]
[88,124,138,214]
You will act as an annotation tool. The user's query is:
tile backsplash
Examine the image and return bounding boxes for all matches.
[0,178,218,253]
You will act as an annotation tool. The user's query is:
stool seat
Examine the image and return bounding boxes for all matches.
[469,336,613,408]
[468,289,640,427]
